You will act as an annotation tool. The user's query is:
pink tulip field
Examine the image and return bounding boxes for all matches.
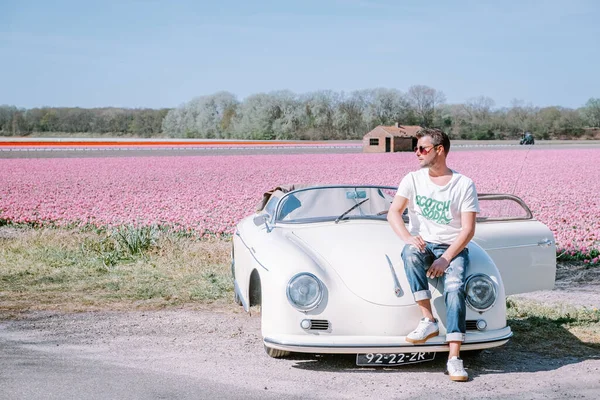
[1,148,599,263]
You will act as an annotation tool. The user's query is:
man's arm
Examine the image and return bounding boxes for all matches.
[387,195,426,252]
[427,211,477,278]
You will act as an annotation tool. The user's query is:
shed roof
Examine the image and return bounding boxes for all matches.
[378,125,422,137]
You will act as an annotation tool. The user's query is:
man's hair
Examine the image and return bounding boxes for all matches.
[416,128,450,155]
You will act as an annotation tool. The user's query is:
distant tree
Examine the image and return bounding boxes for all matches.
[407,85,446,127]
[233,93,278,140]
[69,108,95,133]
[220,106,236,136]
[195,91,239,138]
[554,108,585,138]
[362,88,411,129]
[270,91,307,139]
[436,104,457,137]
[0,106,168,136]
[302,90,339,139]
[40,110,59,132]
[3,88,598,140]
[333,91,368,139]
[0,105,18,135]
[11,111,28,134]
[110,109,132,135]
[582,98,600,128]
[458,96,497,139]
[24,108,45,132]
[162,92,238,138]
[463,96,495,122]
[505,99,537,137]
[162,108,184,137]
[443,103,470,139]
[535,107,562,139]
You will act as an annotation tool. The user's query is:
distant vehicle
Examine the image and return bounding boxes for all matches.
[520,132,535,145]
[232,184,556,365]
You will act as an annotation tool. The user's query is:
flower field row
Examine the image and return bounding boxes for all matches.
[1,149,599,261]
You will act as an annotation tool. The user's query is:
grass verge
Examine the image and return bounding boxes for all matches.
[0,225,232,314]
[506,298,600,357]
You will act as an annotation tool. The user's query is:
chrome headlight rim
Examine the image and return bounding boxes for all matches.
[286,272,323,312]
[465,273,498,312]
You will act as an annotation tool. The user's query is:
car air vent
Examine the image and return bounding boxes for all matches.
[466,320,479,330]
[308,320,330,330]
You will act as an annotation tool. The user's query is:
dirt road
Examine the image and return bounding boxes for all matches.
[1,296,599,399]
[2,140,600,159]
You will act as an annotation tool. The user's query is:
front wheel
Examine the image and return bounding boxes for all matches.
[264,344,291,358]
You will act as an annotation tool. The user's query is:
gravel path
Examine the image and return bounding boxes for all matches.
[2,140,600,159]
[1,287,599,399]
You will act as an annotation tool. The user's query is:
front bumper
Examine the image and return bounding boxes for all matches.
[264,326,512,354]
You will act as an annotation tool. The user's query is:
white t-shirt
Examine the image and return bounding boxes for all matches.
[396,168,480,245]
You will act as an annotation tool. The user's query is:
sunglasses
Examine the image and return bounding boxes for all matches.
[414,145,440,155]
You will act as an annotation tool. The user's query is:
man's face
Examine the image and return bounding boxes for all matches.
[415,136,441,168]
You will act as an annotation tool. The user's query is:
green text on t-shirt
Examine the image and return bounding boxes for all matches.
[416,195,452,225]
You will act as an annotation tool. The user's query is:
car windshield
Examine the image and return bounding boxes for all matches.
[274,186,397,224]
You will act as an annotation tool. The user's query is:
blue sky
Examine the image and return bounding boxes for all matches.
[1,0,599,109]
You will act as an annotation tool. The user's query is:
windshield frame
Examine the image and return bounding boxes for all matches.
[271,184,398,225]
[475,193,533,222]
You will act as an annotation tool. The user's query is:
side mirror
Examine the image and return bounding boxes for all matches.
[253,214,268,226]
[253,214,272,232]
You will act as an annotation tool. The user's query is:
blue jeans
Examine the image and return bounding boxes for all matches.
[401,242,468,342]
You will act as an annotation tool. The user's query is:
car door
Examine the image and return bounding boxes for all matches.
[471,194,556,295]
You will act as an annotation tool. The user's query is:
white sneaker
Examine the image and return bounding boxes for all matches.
[447,356,468,381]
[405,318,439,344]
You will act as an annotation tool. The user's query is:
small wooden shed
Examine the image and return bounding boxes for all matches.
[362,124,422,153]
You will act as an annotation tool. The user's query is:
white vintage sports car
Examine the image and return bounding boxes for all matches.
[232,184,556,366]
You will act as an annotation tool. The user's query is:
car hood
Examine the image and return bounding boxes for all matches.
[287,222,436,306]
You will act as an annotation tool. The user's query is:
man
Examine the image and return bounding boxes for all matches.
[387,128,479,382]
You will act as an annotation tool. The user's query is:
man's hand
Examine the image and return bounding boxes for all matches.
[427,257,449,279]
[405,235,426,252]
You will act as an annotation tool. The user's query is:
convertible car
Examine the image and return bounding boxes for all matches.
[232,184,556,366]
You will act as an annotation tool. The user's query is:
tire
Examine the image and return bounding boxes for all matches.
[264,344,291,358]
[249,270,262,306]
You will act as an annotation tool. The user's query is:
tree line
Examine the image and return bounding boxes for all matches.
[0,106,169,137]
[2,86,599,140]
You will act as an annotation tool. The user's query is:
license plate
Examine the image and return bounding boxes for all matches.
[356,352,436,366]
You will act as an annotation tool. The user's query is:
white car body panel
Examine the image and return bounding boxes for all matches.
[472,220,556,295]
[232,185,556,356]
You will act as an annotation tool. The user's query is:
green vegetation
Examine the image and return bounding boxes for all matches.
[2,91,599,140]
[0,226,232,312]
[557,247,600,265]
[0,106,169,137]
[507,298,600,356]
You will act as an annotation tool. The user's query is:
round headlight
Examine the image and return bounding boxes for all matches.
[465,274,497,312]
[286,273,323,311]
